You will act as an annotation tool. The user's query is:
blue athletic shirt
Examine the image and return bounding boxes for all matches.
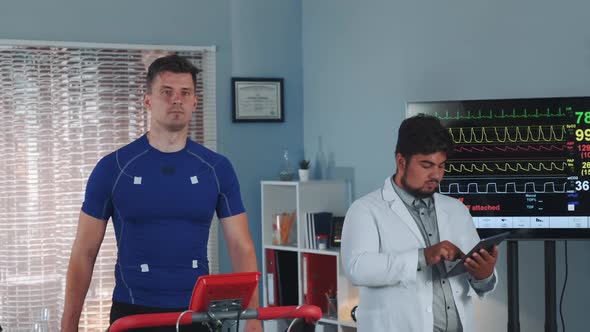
[81,134,245,308]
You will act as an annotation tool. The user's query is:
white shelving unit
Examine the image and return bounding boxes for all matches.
[260,180,358,332]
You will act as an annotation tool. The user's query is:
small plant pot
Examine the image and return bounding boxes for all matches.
[298,169,310,182]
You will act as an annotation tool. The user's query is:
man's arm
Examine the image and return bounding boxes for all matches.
[341,200,421,287]
[220,212,261,331]
[461,205,498,296]
[61,211,107,332]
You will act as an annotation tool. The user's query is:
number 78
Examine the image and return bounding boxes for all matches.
[575,111,590,124]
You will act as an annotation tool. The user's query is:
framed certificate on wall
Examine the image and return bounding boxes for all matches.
[232,77,284,122]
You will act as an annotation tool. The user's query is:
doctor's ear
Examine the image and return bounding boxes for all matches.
[396,153,407,170]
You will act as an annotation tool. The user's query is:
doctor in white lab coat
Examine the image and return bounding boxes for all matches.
[341,114,498,332]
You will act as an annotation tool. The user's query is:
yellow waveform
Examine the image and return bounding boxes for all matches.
[446,164,495,173]
[494,162,567,172]
[448,125,566,144]
[447,161,568,173]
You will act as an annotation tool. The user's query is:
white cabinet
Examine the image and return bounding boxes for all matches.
[260,181,358,332]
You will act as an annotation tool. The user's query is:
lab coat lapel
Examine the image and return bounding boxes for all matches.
[434,194,451,241]
[381,178,426,247]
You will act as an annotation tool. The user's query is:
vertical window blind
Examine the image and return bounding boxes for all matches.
[0,42,217,331]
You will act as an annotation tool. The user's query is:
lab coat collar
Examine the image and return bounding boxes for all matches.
[381,176,426,246]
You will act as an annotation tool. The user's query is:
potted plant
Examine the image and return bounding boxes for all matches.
[298,159,311,182]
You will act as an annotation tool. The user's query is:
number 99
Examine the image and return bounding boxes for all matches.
[575,129,590,141]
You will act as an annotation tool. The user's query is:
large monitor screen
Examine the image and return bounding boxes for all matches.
[407,97,590,239]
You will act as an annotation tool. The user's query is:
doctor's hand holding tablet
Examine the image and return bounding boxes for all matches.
[424,231,510,280]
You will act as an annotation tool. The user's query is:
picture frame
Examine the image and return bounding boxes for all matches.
[232,77,284,122]
[329,216,345,248]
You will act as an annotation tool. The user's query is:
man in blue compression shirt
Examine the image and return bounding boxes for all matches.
[61,55,262,332]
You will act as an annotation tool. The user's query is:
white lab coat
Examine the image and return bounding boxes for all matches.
[341,178,497,332]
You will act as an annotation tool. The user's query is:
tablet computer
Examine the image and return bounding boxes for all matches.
[444,231,511,278]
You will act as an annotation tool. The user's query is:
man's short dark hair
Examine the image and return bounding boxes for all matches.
[146,54,199,93]
[395,114,454,159]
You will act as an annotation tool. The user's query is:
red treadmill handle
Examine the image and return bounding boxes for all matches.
[109,312,192,332]
[258,305,322,323]
[109,304,323,332]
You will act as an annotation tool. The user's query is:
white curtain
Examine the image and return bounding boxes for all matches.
[0,43,217,331]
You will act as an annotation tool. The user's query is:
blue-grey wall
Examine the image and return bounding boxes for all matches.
[0,0,303,287]
[302,1,590,331]
[222,0,303,273]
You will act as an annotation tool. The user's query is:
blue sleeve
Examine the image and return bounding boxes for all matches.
[81,155,116,221]
[215,156,245,219]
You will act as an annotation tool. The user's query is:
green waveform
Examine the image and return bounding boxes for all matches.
[435,108,565,120]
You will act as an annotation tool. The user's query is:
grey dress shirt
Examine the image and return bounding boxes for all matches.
[392,178,495,332]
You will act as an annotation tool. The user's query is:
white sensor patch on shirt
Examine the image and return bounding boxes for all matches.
[134,177,142,185]
[190,176,199,184]
[192,260,199,268]
[140,264,149,272]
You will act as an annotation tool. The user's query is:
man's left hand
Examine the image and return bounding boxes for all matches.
[244,319,263,331]
[464,245,498,280]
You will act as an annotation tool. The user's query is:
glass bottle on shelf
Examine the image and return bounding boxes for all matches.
[279,148,294,181]
[315,136,327,180]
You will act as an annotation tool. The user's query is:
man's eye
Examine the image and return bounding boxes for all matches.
[162,90,172,96]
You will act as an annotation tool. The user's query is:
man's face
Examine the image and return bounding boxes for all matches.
[395,151,447,198]
[144,71,197,132]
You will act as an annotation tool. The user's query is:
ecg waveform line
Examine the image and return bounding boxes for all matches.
[446,161,568,173]
[439,181,571,194]
[454,144,568,153]
[434,108,566,120]
[449,125,566,144]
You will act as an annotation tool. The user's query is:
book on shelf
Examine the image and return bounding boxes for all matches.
[305,212,346,250]
[305,212,332,249]
[313,212,333,238]
[264,249,279,306]
[305,213,314,249]
[329,216,345,248]
[275,250,298,306]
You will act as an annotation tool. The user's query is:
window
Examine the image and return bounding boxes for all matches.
[0,42,217,331]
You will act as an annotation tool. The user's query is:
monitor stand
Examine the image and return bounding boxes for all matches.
[506,240,558,332]
[507,240,520,332]
[544,241,557,332]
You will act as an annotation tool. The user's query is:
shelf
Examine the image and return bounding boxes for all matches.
[318,317,357,328]
[263,244,299,252]
[261,180,299,186]
[319,317,339,325]
[260,180,357,332]
[263,245,341,256]
[261,180,350,186]
[300,247,340,256]
[338,319,357,328]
